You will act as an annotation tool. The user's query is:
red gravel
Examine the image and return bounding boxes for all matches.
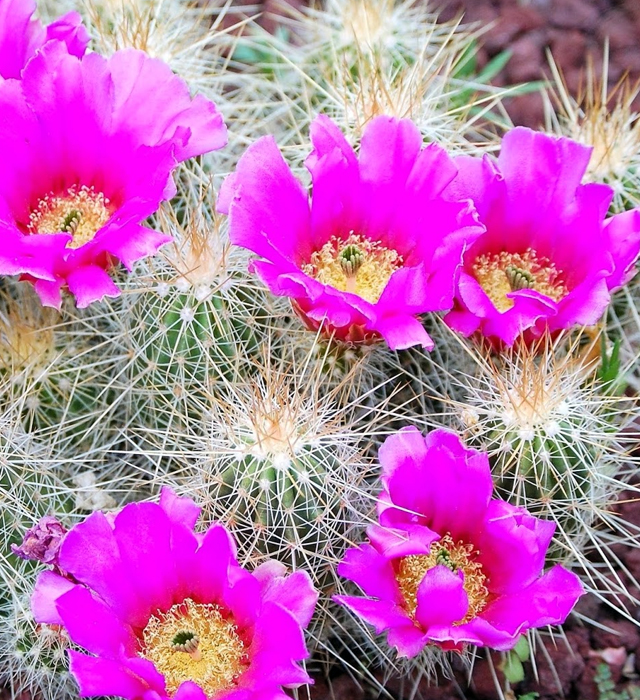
[436,0,640,128]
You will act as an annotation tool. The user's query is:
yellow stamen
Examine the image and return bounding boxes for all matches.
[302,233,403,303]
[472,248,568,312]
[139,599,247,697]
[28,185,113,249]
[396,534,488,625]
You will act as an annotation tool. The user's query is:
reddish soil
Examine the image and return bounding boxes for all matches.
[436,0,640,128]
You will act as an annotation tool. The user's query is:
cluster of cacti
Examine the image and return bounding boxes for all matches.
[2,1,640,700]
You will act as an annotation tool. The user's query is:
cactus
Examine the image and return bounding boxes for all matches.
[544,48,640,213]
[0,570,77,700]
[0,280,125,452]
[122,185,275,435]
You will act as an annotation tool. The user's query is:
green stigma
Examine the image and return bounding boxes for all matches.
[171,630,199,652]
[339,244,364,277]
[61,209,82,235]
[436,549,457,571]
[506,265,535,291]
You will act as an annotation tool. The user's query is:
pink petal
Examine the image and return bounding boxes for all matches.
[174,682,207,700]
[385,623,431,658]
[68,652,160,699]
[378,428,493,542]
[475,500,556,596]
[55,585,137,656]
[337,542,404,603]
[31,570,77,624]
[66,265,121,308]
[415,565,469,630]
[604,208,640,289]
[333,595,412,636]
[45,12,90,59]
[259,569,318,628]
[59,511,148,627]
[219,136,311,265]
[159,487,201,530]
[108,49,228,160]
[367,523,439,560]
[482,565,583,634]
[112,502,180,617]
[189,524,238,603]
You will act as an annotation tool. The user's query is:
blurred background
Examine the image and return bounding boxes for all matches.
[219,0,640,127]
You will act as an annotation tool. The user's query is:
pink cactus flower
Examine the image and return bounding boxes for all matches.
[0,0,89,79]
[0,42,227,308]
[218,114,483,350]
[335,427,583,657]
[444,127,640,346]
[30,488,318,700]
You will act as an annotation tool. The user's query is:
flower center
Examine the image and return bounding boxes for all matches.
[139,599,248,697]
[27,185,113,249]
[395,534,489,625]
[472,248,568,313]
[302,233,403,303]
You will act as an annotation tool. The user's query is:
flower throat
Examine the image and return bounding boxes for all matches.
[303,232,402,303]
[139,599,248,696]
[28,185,113,248]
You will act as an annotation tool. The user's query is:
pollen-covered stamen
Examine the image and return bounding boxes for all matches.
[28,185,114,249]
[472,248,568,312]
[303,232,403,303]
[395,534,488,624]
[140,598,248,696]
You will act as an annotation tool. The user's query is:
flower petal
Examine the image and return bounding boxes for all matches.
[475,499,556,596]
[56,585,137,656]
[31,570,77,625]
[415,565,469,630]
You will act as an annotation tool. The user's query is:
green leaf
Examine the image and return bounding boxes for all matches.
[513,635,531,663]
[502,652,525,684]
[476,50,512,82]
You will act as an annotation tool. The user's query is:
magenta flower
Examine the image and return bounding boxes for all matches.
[218,115,483,350]
[444,128,640,345]
[335,427,583,657]
[0,42,227,308]
[0,0,89,79]
[31,488,318,700]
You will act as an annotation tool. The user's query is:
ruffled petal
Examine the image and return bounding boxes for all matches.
[378,428,493,542]
[68,652,159,699]
[56,585,137,657]
[159,488,201,530]
[219,136,312,265]
[604,208,640,290]
[475,500,555,596]
[31,570,77,625]
[66,265,122,308]
[337,542,404,603]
